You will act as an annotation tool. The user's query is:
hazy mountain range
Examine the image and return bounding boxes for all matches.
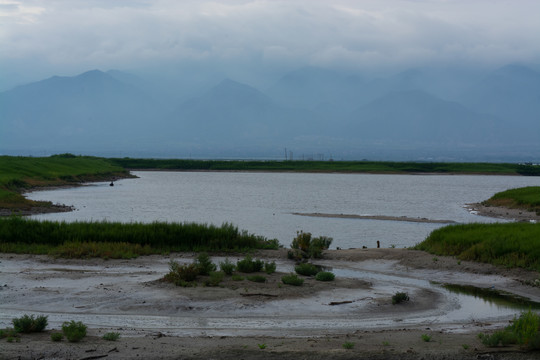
[1,64,539,161]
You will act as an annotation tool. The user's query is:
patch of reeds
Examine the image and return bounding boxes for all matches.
[0,217,279,258]
[414,223,540,271]
[483,186,540,214]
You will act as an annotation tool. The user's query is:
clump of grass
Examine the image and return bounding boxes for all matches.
[219,258,236,275]
[281,273,304,286]
[294,263,320,276]
[51,332,63,342]
[102,332,120,341]
[0,328,19,340]
[204,271,225,287]
[392,292,410,305]
[0,218,280,258]
[342,341,354,349]
[414,222,540,272]
[62,320,87,342]
[257,343,266,349]
[164,261,199,285]
[231,274,244,281]
[480,310,540,349]
[421,334,431,342]
[247,275,267,283]
[288,231,332,260]
[12,314,48,333]
[236,255,264,273]
[194,252,216,275]
[264,261,276,274]
[315,271,335,281]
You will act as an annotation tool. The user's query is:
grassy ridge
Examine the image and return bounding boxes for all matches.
[482,186,540,214]
[0,217,279,258]
[0,154,129,211]
[414,223,540,271]
[109,158,540,175]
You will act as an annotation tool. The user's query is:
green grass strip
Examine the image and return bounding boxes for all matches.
[483,186,540,214]
[414,223,540,271]
[109,158,540,175]
[0,218,279,258]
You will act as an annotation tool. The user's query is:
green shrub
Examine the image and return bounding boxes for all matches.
[281,273,304,286]
[231,274,244,281]
[315,271,335,281]
[264,261,276,274]
[194,252,216,275]
[290,231,333,260]
[342,341,354,349]
[0,328,18,339]
[478,330,517,347]
[294,263,319,276]
[421,334,431,342]
[103,332,120,341]
[247,275,267,283]
[478,311,540,349]
[392,292,410,305]
[236,256,264,273]
[51,332,63,342]
[12,314,48,333]
[219,258,236,275]
[62,320,87,342]
[164,260,199,284]
[204,271,225,286]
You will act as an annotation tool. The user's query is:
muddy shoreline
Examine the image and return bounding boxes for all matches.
[2,249,539,359]
[466,203,540,223]
[293,212,456,224]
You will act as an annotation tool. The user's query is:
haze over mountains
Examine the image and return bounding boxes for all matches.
[1,64,539,161]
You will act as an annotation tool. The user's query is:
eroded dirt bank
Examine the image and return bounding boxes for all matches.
[1,249,539,359]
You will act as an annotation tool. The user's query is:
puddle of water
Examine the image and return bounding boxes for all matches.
[440,283,540,310]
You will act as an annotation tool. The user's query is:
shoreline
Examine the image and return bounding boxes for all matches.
[2,248,539,359]
[466,203,540,223]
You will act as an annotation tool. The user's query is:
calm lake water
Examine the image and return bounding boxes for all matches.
[28,171,539,249]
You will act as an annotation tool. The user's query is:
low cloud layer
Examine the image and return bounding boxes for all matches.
[1,0,539,85]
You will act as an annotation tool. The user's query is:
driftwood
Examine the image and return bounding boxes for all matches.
[240,293,279,297]
[329,300,354,305]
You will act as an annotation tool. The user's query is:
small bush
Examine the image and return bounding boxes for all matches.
[62,320,87,342]
[294,263,319,276]
[236,255,264,273]
[165,260,199,284]
[51,332,63,342]
[194,252,216,275]
[421,334,431,342]
[247,275,267,283]
[0,328,18,339]
[231,274,244,281]
[204,271,225,286]
[315,271,335,281]
[264,261,276,274]
[219,258,236,275]
[392,292,410,305]
[12,314,48,333]
[290,231,333,259]
[281,273,304,286]
[103,332,120,341]
[342,341,354,349]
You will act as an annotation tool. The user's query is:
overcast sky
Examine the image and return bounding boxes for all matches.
[1,0,539,88]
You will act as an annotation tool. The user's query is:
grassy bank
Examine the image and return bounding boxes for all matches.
[481,186,540,215]
[0,154,130,213]
[0,217,279,258]
[414,223,540,272]
[109,158,540,175]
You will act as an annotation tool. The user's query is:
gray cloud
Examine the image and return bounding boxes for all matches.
[1,0,539,86]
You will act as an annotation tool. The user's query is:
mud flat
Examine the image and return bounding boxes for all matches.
[467,203,540,223]
[293,212,456,224]
[1,249,539,359]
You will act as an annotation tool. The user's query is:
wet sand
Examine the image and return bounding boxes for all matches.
[467,203,540,223]
[293,212,456,224]
[2,249,539,359]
